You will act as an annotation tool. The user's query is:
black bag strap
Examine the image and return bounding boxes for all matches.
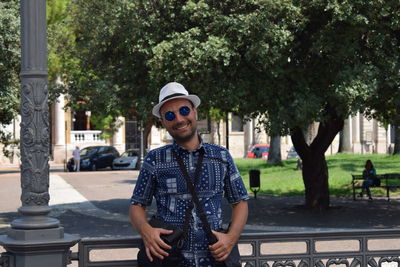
[174,148,218,245]
[181,201,193,240]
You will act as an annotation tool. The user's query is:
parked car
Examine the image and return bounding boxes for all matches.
[112,149,140,170]
[286,146,300,159]
[247,144,270,159]
[67,146,120,171]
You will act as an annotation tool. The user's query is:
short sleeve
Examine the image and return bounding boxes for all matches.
[130,152,157,206]
[223,150,249,204]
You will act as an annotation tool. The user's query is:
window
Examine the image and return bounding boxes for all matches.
[98,146,107,153]
[231,113,244,132]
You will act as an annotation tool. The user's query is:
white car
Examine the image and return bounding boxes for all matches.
[112,149,139,170]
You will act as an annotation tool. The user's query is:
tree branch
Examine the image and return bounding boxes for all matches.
[310,106,344,154]
[291,126,309,159]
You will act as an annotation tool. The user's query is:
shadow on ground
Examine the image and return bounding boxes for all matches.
[2,195,400,238]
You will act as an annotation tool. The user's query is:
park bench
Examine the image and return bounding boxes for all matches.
[352,173,400,201]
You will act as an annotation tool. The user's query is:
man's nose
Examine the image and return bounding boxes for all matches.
[174,111,186,122]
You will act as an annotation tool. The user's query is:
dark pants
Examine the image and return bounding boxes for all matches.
[361,178,373,198]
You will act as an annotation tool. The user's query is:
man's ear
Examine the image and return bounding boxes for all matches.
[194,108,198,120]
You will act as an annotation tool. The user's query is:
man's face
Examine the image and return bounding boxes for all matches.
[160,98,198,144]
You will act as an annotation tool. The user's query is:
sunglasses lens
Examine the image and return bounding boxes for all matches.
[164,111,176,121]
[179,106,190,116]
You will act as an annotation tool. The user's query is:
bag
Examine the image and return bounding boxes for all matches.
[214,241,240,267]
[137,217,185,267]
[372,177,381,186]
[213,227,241,267]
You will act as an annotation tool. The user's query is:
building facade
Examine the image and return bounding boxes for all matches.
[0,101,395,164]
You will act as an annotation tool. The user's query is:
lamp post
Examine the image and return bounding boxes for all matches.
[0,1,79,266]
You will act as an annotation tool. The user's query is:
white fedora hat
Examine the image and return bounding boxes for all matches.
[152,82,201,118]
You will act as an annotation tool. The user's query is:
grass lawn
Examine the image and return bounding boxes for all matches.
[235,153,400,197]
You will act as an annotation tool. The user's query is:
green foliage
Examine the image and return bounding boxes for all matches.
[62,0,303,123]
[148,0,303,118]
[236,153,400,197]
[0,131,19,161]
[90,114,123,140]
[62,0,157,120]
[59,0,399,138]
[47,0,71,79]
[0,0,20,160]
[0,0,20,126]
[241,0,379,135]
[46,0,79,102]
[361,0,400,127]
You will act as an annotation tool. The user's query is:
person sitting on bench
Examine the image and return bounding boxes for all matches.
[359,159,377,200]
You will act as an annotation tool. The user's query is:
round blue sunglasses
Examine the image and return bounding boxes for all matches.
[164,105,191,121]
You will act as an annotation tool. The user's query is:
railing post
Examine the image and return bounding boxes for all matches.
[0,252,14,267]
[0,1,79,266]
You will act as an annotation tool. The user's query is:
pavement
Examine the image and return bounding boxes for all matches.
[2,162,400,238]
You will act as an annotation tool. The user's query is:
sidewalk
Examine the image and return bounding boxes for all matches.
[0,162,65,173]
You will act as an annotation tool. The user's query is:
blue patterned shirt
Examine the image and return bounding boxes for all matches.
[131,141,249,266]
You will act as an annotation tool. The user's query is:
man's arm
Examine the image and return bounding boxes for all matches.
[129,205,173,261]
[209,200,248,262]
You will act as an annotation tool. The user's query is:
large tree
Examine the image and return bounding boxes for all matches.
[242,1,380,209]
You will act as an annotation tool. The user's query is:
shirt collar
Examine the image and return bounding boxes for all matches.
[172,135,204,154]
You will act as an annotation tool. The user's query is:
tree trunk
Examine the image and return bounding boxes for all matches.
[394,126,400,155]
[291,114,344,210]
[301,151,329,209]
[267,136,282,165]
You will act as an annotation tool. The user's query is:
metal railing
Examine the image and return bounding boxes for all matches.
[67,229,400,267]
[0,252,12,267]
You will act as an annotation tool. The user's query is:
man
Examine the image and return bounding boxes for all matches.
[129,82,249,266]
[72,146,80,172]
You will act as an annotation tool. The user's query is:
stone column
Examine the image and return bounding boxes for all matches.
[387,124,392,153]
[375,121,387,154]
[112,116,125,153]
[341,116,353,152]
[244,119,254,156]
[363,116,374,153]
[352,113,362,153]
[52,90,66,163]
[0,1,79,266]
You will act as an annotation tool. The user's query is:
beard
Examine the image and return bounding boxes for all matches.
[169,121,198,144]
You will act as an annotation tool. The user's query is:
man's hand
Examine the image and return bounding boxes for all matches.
[130,205,174,262]
[208,230,236,262]
[141,223,173,262]
[209,200,248,262]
